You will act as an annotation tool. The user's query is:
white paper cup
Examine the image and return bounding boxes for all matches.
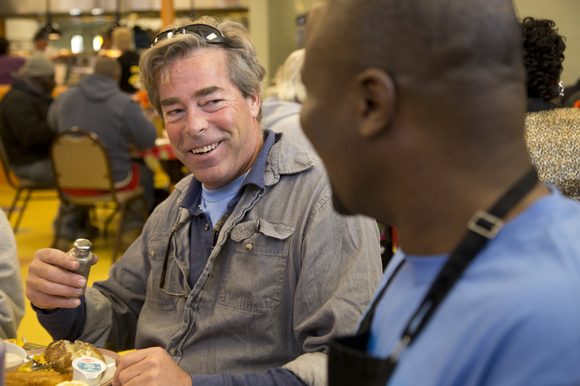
[3,341,26,372]
[72,356,106,386]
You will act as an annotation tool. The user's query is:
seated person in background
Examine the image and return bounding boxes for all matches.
[522,17,580,201]
[522,17,566,112]
[262,49,319,158]
[48,55,157,213]
[0,37,26,85]
[0,54,56,185]
[112,27,141,94]
[300,0,580,384]
[26,16,383,386]
[524,106,580,201]
[0,210,25,340]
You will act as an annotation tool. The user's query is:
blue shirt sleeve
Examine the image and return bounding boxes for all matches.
[190,368,307,386]
[33,298,86,341]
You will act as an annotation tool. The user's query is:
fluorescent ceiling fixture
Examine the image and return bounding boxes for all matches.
[71,35,84,54]
[69,8,82,16]
[93,35,103,51]
[91,8,104,15]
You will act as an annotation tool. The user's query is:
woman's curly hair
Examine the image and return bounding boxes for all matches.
[521,17,566,101]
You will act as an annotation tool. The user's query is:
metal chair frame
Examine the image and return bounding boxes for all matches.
[0,133,56,232]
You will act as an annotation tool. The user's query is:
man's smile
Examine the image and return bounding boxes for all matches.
[191,141,221,154]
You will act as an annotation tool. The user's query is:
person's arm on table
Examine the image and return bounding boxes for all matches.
[114,348,307,386]
[123,99,157,150]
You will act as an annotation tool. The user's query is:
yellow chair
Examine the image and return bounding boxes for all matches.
[0,133,56,232]
[51,128,148,262]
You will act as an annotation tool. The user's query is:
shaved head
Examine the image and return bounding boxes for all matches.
[311,0,524,90]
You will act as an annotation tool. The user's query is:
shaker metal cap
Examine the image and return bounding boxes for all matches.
[73,238,93,252]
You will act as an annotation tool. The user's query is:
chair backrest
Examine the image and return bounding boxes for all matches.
[51,128,116,194]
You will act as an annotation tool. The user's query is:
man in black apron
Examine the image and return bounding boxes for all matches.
[300,0,580,385]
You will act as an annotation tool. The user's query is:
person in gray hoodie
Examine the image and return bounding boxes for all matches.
[48,56,157,212]
[0,210,24,340]
[262,49,319,158]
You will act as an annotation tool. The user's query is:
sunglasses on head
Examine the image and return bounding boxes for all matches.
[151,23,229,47]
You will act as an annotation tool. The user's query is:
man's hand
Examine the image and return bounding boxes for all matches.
[113,348,192,386]
[26,248,98,309]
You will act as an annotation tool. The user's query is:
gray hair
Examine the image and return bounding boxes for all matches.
[93,55,122,80]
[140,16,267,121]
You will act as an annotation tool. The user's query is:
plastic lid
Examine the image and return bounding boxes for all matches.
[72,356,105,380]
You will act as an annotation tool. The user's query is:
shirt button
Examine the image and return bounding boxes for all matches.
[245,243,252,251]
[169,348,176,355]
[205,223,210,231]
[149,250,155,258]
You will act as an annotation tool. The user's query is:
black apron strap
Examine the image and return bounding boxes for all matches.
[357,260,405,335]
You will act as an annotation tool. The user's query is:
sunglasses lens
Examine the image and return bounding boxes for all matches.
[151,24,226,47]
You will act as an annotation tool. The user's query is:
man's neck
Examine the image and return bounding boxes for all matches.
[394,174,549,256]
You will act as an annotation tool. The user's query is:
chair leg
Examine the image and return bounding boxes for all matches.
[112,204,128,264]
[7,188,23,221]
[103,210,118,239]
[140,196,149,223]
[13,188,32,233]
[51,201,67,248]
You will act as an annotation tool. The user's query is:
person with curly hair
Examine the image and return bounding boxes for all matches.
[521,17,566,112]
[522,18,580,202]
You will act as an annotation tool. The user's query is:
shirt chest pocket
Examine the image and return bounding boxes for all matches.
[145,238,181,311]
[218,220,294,314]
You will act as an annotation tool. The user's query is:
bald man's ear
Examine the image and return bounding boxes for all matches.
[355,68,396,139]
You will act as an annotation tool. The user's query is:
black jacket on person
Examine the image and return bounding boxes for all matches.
[117,51,141,94]
[0,75,55,166]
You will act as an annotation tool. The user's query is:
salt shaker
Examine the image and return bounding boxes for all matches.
[68,238,94,297]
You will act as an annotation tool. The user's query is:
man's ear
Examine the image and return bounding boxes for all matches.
[355,68,396,139]
[247,92,261,118]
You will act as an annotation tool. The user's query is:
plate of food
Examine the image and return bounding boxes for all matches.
[5,340,120,386]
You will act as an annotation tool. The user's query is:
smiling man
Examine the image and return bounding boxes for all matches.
[25,17,383,386]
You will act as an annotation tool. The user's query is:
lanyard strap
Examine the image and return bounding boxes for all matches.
[363,168,539,361]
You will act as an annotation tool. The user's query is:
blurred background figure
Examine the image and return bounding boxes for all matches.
[522,17,566,112]
[0,54,56,185]
[522,17,580,201]
[262,48,318,158]
[563,78,580,107]
[133,26,152,52]
[112,26,140,94]
[0,210,25,340]
[32,30,60,61]
[0,37,26,85]
[97,25,114,56]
